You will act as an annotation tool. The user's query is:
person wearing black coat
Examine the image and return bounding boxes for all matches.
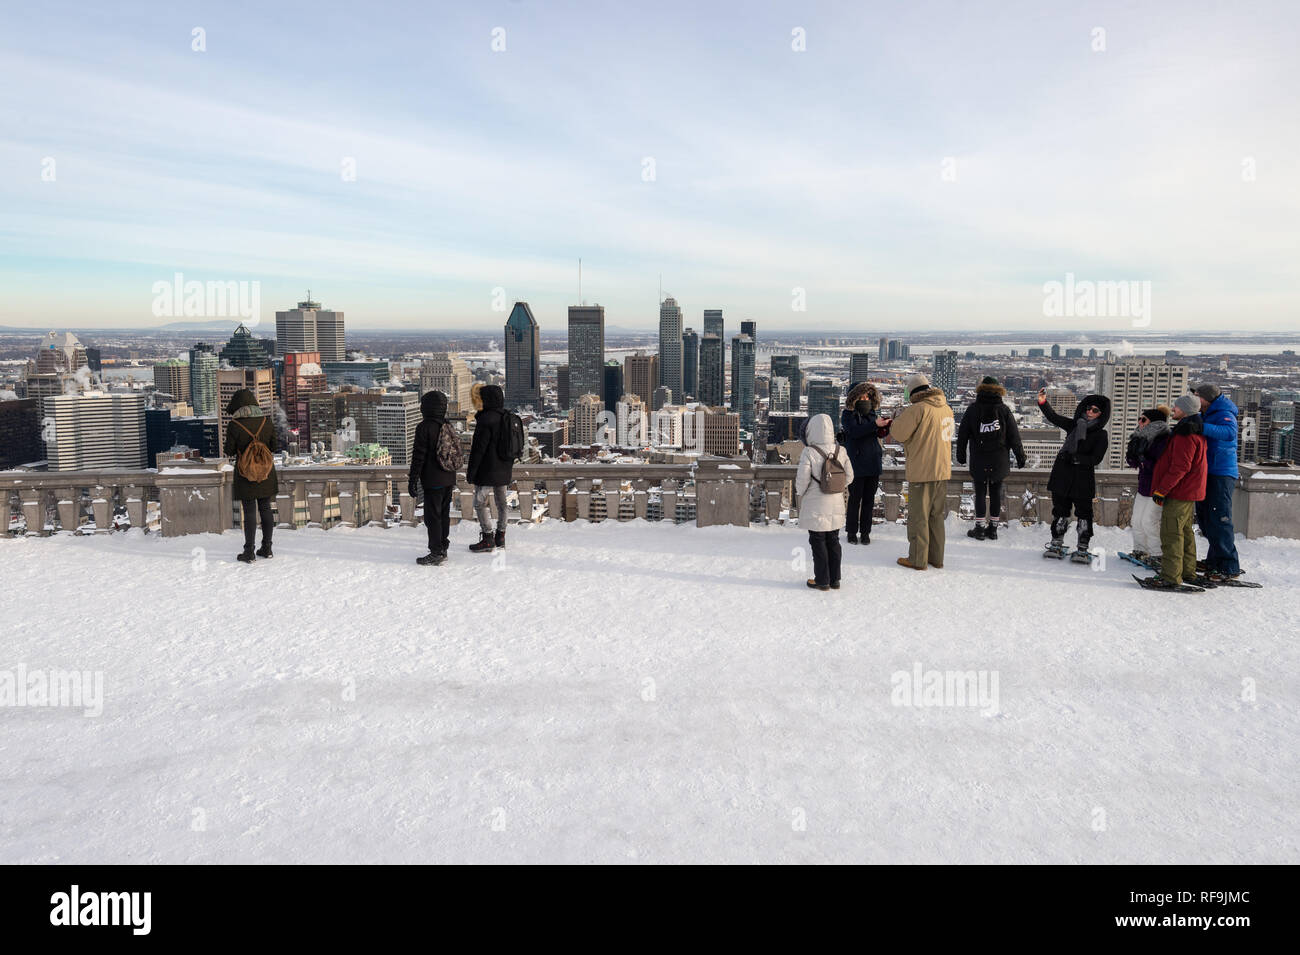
[408,389,458,565]
[466,383,513,553]
[956,377,1025,541]
[223,388,278,563]
[840,381,884,543]
[1037,389,1111,552]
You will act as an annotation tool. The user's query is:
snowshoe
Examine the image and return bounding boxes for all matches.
[1043,540,1069,559]
[1206,572,1262,589]
[1069,548,1096,564]
[1134,574,1204,593]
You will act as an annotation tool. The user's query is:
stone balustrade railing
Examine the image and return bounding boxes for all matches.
[4,462,1299,539]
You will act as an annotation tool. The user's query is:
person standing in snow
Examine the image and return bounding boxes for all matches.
[1125,406,1172,564]
[956,375,1025,541]
[796,412,854,590]
[408,390,458,566]
[840,381,884,544]
[1037,388,1110,557]
[1142,394,1207,589]
[223,388,278,564]
[466,383,513,554]
[1192,383,1243,581]
[886,372,955,571]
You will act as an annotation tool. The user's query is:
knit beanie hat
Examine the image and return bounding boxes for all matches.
[1174,394,1200,416]
[981,375,999,385]
[1142,407,1167,422]
[1194,383,1221,403]
[904,372,930,397]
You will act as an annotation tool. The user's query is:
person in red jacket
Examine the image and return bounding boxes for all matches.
[1143,394,1208,589]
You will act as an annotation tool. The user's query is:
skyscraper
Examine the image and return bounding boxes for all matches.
[36,331,88,375]
[681,328,699,398]
[770,355,802,410]
[887,339,901,362]
[698,334,724,407]
[658,297,683,398]
[807,379,840,420]
[504,301,541,408]
[45,393,146,471]
[276,295,345,362]
[932,350,958,399]
[624,351,659,404]
[572,393,604,445]
[217,367,275,444]
[730,334,755,431]
[703,309,724,340]
[740,320,756,344]
[283,352,327,439]
[603,360,624,407]
[420,354,473,413]
[850,352,871,386]
[769,376,791,413]
[568,305,605,405]
[376,391,420,466]
[188,344,218,417]
[152,359,191,404]
[878,337,888,364]
[219,323,272,369]
[556,365,570,410]
[1096,358,1189,467]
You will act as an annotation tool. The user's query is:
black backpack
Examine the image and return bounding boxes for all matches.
[497,410,525,461]
[973,406,1007,454]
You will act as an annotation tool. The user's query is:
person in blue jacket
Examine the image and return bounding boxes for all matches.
[840,381,884,544]
[1192,383,1242,579]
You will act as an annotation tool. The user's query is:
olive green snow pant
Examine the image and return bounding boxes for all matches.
[1159,498,1197,584]
[907,480,948,568]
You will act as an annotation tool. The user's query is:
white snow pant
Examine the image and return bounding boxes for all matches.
[1131,493,1162,556]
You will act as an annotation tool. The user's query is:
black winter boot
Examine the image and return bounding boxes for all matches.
[494,529,505,549]
[967,522,986,540]
[256,542,273,559]
[469,532,495,554]
[416,551,446,566]
[237,546,256,563]
[985,523,998,540]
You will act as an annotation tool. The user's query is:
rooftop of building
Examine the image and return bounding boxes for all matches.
[2,518,1294,863]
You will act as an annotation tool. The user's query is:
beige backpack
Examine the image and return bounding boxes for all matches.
[233,417,274,483]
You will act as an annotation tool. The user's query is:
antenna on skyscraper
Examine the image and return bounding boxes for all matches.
[578,258,582,305]
[659,273,662,305]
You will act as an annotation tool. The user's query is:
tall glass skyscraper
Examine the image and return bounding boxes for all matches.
[770,355,802,411]
[567,305,605,406]
[681,327,699,398]
[807,379,841,420]
[658,297,683,398]
[698,333,724,407]
[188,343,218,417]
[730,334,755,431]
[504,301,541,408]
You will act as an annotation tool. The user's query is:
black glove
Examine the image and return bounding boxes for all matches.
[407,479,419,499]
[1016,457,1026,469]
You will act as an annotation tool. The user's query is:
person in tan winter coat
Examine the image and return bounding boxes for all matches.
[884,372,955,570]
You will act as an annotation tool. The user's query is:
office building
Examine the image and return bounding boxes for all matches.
[145,407,171,467]
[324,359,390,389]
[769,376,791,413]
[886,339,901,362]
[572,393,604,445]
[567,305,605,408]
[730,334,755,430]
[504,301,541,408]
[275,295,345,361]
[932,350,958,399]
[850,352,871,386]
[878,337,888,364]
[556,365,570,410]
[45,392,146,471]
[188,344,218,417]
[529,419,568,457]
[703,309,724,341]
[84,347,102,372]
[283,352,328,440]
[376,391,420,466]
[1096,358,1189,467]
[36,331,88,375]
[698,334,724,407]
[603,360,624,407]
[170,416,220,458]
[658,297,683,398]
[219,323,272,369]
[0,397,42,469]
[624,351,659,404]
[420,353,473,413]
[682,328,699,398]
[617,396,647,446]
[152,359,191,404]
[217,367,275,444]
[807,379,840,420]
[770,356,802,410]
[652,385,672,412]
[701,407,740,456]
[740,320,756,345]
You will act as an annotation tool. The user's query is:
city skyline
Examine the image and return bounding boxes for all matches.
[2,1,1297,331]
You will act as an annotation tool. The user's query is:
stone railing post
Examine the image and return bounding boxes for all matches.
[1237,467,1300,539]
[633,480,649,520]
[156,470,227,537]
[695,461,752,528]
[91,485,111,533]
[20,488,44,536]
[575,479,592,521]
[545,480,564,520]
[518,486,535,523]
[881,472,901,523]
[366,474,387,527]
[661,479,678,523]
[1,491,12,536]
[275,475,295,529]
[54,486,79,533]
[604,486,620,522]
[306,479,327,526]
[459,486,476,524]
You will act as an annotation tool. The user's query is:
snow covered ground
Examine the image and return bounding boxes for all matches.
[2,517,1296,864]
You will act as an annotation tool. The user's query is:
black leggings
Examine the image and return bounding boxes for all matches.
[241,497,274,549]
[973,479,1002,520]
[808,530,842,586]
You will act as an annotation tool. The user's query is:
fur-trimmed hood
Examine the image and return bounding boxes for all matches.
[975,381,1006,401]
[845,381,879,410]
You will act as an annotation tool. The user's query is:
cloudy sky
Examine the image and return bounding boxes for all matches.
[2,0,1297,332]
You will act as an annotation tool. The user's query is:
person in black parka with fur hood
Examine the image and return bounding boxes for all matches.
[466,383,513,552]
[956,376,1025,540]
[1037,389,1111,552]
[408,389,457,565]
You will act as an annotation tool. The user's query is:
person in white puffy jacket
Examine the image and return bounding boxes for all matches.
[796,413,855,591]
